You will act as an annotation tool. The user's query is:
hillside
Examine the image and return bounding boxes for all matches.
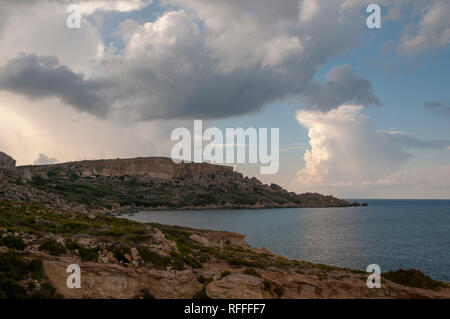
[1,200,448,299]
[0,153,359,214]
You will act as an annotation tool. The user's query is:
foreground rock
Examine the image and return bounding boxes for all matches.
[0,201,448,299]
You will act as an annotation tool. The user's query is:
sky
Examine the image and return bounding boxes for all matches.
[0,0,449,199]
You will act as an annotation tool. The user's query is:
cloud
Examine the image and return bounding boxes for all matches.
[0,91,191,166]
[295,105,450,186]
[0,54,109,117]
[33,153,58,165]
[0,2,105,76]
[424,101,450,115]
[397,0,450,54]
[301,65,380,111]
[0,1,374,120]
[91,1,374,120]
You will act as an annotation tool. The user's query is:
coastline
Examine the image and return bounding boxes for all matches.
[1,200,448,299]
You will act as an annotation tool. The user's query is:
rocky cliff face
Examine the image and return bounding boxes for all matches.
[0,151,15,168]
[0,153,357,212]
[18,157,233,182]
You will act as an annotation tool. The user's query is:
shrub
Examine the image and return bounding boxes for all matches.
[110,246,130,263]
[273,287,284,298]
[243,268,260,277]
[27,259,43,280]
[65,240,81,251]
[78,247,98,262]
[197,275,213,284]
[137,246,171,269]
[220,270,231,278]
[30,282,61,299]
[39,238,66,256]
[263,279,273,291]
[383,269,446,290]
[0,236,26,250]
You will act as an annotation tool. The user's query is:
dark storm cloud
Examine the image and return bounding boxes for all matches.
[302,65,381,112]
[0,54,109,117]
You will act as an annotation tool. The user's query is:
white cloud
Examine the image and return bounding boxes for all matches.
[0,92,189,166]
[34,153,58,165]
[397,0,450,54]
[295,105,450,186]
[0,2,104,75]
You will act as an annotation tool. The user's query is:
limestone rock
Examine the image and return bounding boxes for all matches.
[190,234,210,246]
[205,274,265,299]
[0,151,15,168]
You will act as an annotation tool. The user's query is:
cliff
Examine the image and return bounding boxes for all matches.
[17,157,233,182]
[0,152,358,212]
[0,151,15,168]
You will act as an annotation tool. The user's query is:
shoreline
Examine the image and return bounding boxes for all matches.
[1,200,449,299]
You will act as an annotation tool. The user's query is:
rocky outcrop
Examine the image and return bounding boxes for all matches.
[206,274,267,299]
[0,151,15,168]
[17,157,233,182]
[0,201,448,299]
[0,153,362,212]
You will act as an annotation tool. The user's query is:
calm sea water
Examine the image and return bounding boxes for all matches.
[123,199,450,281]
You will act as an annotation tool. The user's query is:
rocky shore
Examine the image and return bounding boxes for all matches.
[3,151,442,300]
[1,200,448,299]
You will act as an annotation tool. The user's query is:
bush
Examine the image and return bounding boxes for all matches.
[273,287,284,298]
[197,275,212,284]
[30,282,61,299]
[220,270,231,278]
[243,268,260,277]
[263,279,273,291]
[39,238,66,256]
[137,246,171,269]
[110,246,130,263]
[383,269,446,290]
[65,240,81,251]
[27,259,43,280]
[78,247,98,262]
[0,236,25,250]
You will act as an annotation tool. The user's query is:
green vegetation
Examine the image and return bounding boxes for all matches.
[137,246,171,269]
[78,247,99,262]
[197,275,213,284]
[220,270,231,278]
[0,236,25,250]
[243,268,260,277]
[383,269,447,290]
[273,287,284,298]
[39,238,66,256]
[0,251,60,299]
[263,279,273,291]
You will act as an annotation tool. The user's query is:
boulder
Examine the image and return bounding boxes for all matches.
[0,151,16,168]
[205,274,265,299]
[190,234,210,246]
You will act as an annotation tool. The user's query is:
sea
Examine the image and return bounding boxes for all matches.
[122,199,450,281]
